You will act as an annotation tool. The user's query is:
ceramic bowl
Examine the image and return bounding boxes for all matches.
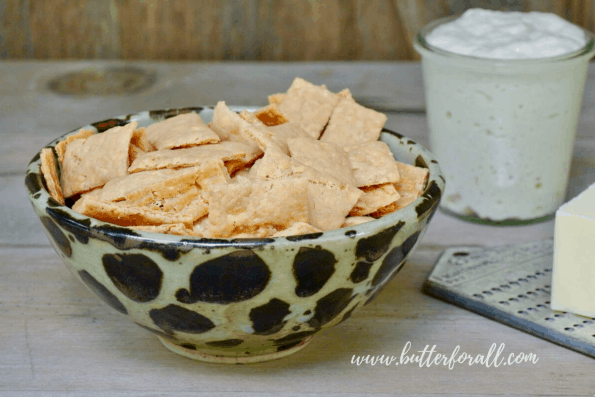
[25,106,444,364]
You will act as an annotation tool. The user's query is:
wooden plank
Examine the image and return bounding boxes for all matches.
[0,247,593,395]
[0,1,582,61]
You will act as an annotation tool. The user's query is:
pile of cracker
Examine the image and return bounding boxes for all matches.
[40,77,428,238]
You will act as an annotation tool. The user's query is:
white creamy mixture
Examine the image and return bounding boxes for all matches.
[425,9,587,59]
[416,9,593,221]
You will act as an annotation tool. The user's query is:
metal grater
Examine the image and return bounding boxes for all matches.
[423,239,595,359]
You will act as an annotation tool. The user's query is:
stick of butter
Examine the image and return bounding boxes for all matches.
[551,183,595,317]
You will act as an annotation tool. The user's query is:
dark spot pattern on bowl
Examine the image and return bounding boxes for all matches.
[149,304,216,335]
[249,298,291,335]
[175,250,271,304]
[102,253,163,303]
[293,246,337,297]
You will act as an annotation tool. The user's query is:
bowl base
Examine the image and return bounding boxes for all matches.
[158,336,314,364]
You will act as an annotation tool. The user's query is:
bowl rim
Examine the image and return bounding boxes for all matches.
[25,106,445,249]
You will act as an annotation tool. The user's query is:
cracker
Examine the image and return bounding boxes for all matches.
[252,147,362,231]
[239,110,266,126]
[320,94,387,146]
[204,178,310,238]
[72,194,206,227]
[288,137,356,186]
[128,141,254,173]
[349,184,400,216]
[268,93,285,106]
[344,141,400,187]
[62,122,137,198]
[130,223,191,236]
[55,128,95,164]
[391,161,429,210]
[144,113,220,150]
[83,164,224,203]
[208,102,264,152]
[241,122,310,155]
[278,78,340,139]
[342,216,375,227]
[40,148,65,205]
[254,104,289,126]
[272,222,321,237]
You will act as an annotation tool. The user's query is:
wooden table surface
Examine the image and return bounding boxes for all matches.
[1,61,594,396]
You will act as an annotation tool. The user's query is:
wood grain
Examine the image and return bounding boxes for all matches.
[0,0,589,61]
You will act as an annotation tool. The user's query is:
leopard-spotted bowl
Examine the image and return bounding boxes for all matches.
[25,106,444,364]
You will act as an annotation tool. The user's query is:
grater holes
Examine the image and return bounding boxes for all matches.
[527,307,536,311]
[518,294,527,299]
[535,272,545,276]
[518,311,528,315]
[482,291,493,295]
[518,278,528,283]
[536,304,546,308]
[526,291,534,295]
[564,327,574,332]
[544,285,550,288]
[545,301,550,304]
[509,298,519,302]
[545,317,554,321]
[499,301,509,305]
[473,294,483,299]
[584,320,593,325]
[544,268,551,272]
[509,281,520,285]
[527,275,537,279]
[554,314,563,318]
[491,287,501,292]
[573,324,583,328]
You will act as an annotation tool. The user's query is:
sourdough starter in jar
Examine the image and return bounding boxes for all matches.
[414,9,595,224]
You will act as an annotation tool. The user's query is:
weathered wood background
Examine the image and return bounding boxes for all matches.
[1,0,591,61]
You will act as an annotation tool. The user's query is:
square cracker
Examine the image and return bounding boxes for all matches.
[320,93,387,147]
[272,222,321,237]
[144,113,220,150]
[288,137,355,186]
[254,104,288,126]
[128,141,257,173]
[253,147,362,231]
[204,178,310,238]
[40,148,65,205]
[72,193,207,227]
[62,122,137,197]
[278,78,339,139]
[241,122,310,155]
[391,161,429,210]
[208,102,264,152]
[55,128,95,164]
[349,184,400,217]
[84,161,228,203]
[344,141,400,187]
